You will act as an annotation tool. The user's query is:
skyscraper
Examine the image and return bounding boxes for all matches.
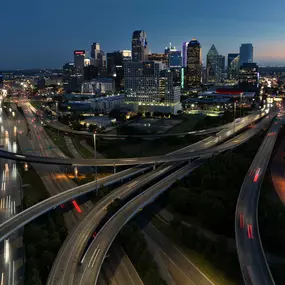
[107,50,131,89]
[168,51,182,68]
[185,39,202,88]
[74,50,85,74]
[91,43,100,60]
[239,63,259,91]
[182,42,189,67]
[124,61,181,113]
[206,45,219,83]
[228,53,240,79]
[132,31,148,62]
[90,42,106,74]
[124,61,161,103]
[239,43,253,66]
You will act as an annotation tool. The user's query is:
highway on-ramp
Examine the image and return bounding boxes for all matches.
[235,113,284,285]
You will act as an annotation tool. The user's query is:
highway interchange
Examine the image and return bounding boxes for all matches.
[0,97,282,285]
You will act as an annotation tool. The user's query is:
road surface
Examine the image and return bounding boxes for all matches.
[235,113,284,285]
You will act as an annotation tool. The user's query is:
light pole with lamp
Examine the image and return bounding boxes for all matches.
[93,131,98,195]
[233,100,237,135]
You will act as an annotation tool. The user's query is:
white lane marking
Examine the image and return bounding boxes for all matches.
[87,245,100,268]
[91,249,101,268]
[0,273,3,285]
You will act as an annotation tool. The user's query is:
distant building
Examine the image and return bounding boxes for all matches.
[81,78,115,94]
[84,65,98,81]
[0,74,3,89]
[206,45,219,83]
[64,75,84,93]
[168,51,182,68]
[164,43,176,56]
[132,30,148,62]
[228,53,240,79]
[159,69,181,104]
[84,58,90,67]
[182,41,189,67]
[185,39,202,88]
[37,78,45,89]
[206,45,224,83]
[74,50,85,74]
[124,61,181,114]
[239,43,253,66]
[148,53,168,65]
[90,94,125,113]
[107,50,131,89]
[90,43,106,75]
[238,63,259,91]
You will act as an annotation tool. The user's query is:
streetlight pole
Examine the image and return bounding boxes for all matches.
[233,101,236,135]
[93,132,98,196]
[240,93,242,117]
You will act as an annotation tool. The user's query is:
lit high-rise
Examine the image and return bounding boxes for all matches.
[185,39,202,88]
[182,41,189,67]
[90,42,106,74]
[131,31,148,62]
[74,50,85,74]
[228,53,240,79]
[239,43,253,66]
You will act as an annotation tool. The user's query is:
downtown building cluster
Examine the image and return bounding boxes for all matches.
[63,31,259,114]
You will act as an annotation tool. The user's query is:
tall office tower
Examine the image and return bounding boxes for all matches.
[228,53,240,79]
[182,42,189,67]
[164,43,176,56]
[0,74,3,89]
[185,39,202,88]
[124,61,161,103]
[132,30,148,62]
[90,42,106,74]
[74,50,86,74]
[91,43,100,59]
[107,50,131,89]
[148,53,168,65]
[238,63,259,91]
[217,55,225,81]
[239,43,253,66]
[159,69,181,104]
[124,61,181,113]
[206,44,219,83]
[168,51,182,68]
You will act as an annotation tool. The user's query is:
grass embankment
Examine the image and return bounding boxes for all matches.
[30,101,42,110]
[18,163,68,285]
[166,114,202,133]
[152,216,236,285]
[44,127,74,158]
[117,222,167,285]
[72,137,93,158]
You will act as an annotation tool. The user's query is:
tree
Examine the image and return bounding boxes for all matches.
[88,124,98,133]
[71,121,81,131]
[170,216,181,229]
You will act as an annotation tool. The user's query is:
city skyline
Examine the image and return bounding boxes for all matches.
[2,0,285,69]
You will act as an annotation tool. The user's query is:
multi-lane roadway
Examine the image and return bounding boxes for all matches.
[235,113,284,285]
[0,108,272,167]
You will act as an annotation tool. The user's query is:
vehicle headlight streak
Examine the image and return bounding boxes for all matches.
[4,239,9,263]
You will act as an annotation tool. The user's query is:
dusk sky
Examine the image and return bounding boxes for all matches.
[1,0,285,69]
